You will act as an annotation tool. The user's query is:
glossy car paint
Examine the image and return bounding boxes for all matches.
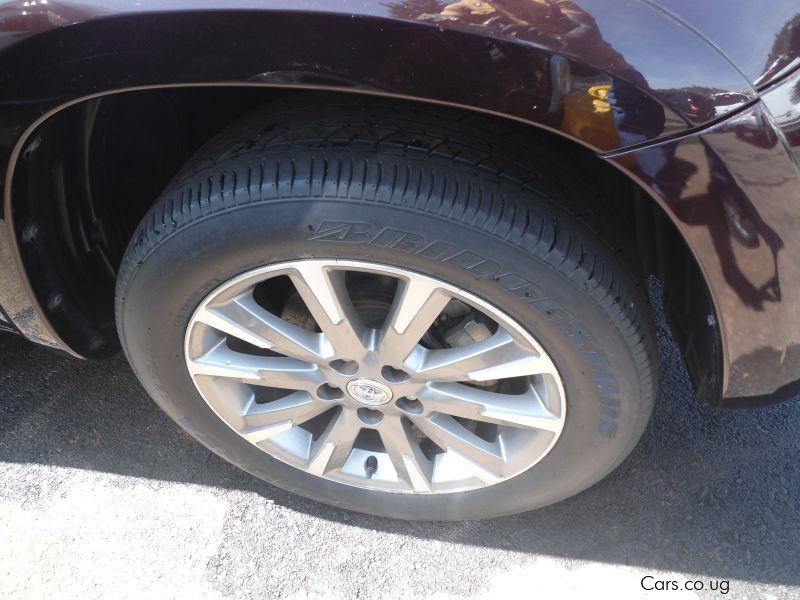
[611,82,800,403]
[651,1,800,87]
[0,0,799,406]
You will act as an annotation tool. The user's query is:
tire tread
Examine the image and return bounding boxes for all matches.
[116,95,657,468]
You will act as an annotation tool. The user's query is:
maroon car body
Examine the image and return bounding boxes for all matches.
[1,0,799,408]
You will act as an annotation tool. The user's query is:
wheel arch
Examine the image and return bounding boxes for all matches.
[3,84,721,403]
[0,4,728,399]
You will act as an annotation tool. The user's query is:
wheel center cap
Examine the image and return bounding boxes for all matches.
[346,379,393,406]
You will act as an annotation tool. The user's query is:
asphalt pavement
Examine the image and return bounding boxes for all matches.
[1,289,799,599]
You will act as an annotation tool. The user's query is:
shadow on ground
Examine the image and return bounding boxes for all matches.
[1,318,798,586]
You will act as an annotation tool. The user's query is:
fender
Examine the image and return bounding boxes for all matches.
[0,1,786,405]
[0,1,757,155]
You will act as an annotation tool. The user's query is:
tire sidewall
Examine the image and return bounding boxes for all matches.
[119,198,647,519]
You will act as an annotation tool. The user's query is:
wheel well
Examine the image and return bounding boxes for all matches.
[9,87,720,402]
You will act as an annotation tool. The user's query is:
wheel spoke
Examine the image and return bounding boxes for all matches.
[195,292,333,362]
[412,413,505,484]
[405,329,557,383]
[376,276,451,366]
[306,408,362,475]
[288,262,366,356]
[240,391,329,444]
[419,382,561,432]
[188,340,326,390]
[377,415,432,492]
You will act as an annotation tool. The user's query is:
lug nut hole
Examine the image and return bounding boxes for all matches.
[381,365,410,383]
[330,359,359,376]
[317,383,344,401]
[357,407,384,426]
[396,397,423,415]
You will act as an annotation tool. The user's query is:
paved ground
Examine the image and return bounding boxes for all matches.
[1,289,799,599]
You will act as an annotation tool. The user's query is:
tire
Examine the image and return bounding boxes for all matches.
[115,95,657,520]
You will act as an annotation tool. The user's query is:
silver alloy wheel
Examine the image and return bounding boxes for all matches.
[184,260,566,494]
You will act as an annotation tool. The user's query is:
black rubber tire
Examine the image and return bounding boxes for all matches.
[116,95,657,520]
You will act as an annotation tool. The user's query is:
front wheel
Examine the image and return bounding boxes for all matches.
[115,98,656,520]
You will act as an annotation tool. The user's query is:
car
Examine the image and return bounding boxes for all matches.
[0,0,798,521]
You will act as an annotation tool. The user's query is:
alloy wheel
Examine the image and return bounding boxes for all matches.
[184,260,566,494]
